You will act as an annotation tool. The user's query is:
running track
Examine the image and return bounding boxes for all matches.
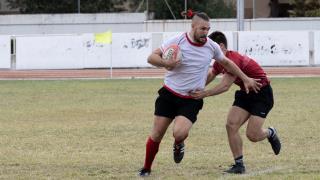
[0,67,320,79]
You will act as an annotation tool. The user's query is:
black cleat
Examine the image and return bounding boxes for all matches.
[224,164,246,174]
[268,127,281,155]
[138,168,151,177]
[173,142,185,163]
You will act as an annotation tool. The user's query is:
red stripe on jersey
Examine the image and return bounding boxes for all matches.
[163,85,193,99]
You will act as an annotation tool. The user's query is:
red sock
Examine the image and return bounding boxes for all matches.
[143,137,160,170]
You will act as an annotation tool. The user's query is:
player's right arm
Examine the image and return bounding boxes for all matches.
[218,57,261,93]
[205,68,216,85]
[206,73,236,96]
[147,48,180,70]
[190,73,235,99]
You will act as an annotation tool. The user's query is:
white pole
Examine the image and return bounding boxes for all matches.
[146,0,149,19]
[110,45,113,78]
[237,0,244,31]
[184,0,187,19]
[253,0,255,19]
[78,0,80,13]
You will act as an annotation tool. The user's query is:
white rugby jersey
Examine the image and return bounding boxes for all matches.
[160,32,225,98]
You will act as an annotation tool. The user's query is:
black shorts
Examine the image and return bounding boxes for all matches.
[154,87,203,123]
[233,84,274,118]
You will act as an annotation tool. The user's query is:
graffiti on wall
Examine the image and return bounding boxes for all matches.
[122,38,150,49]
[238,32,309,66]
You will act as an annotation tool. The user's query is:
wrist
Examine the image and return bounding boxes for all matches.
[206,90,212,97]
[242,76,250,83]
[161,59,168,68]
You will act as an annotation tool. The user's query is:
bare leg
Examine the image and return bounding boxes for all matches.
[172,115,193,143]
[246,115,268,142]
[150,116,173,142]
[171,115,193,163]
[226,106,250,159]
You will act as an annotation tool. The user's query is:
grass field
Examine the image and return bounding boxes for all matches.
[0,77,319,179]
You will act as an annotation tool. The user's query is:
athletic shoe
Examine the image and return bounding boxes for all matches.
[268,127,281,155]
[138,168,151,177]
[224,163,246,174]
[173,142,185,163]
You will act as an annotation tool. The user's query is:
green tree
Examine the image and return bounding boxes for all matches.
[7,0,128,13]
[190,0,235,18]
[290,0,320,17]
[148,0,235,19]
[6,0,235,19]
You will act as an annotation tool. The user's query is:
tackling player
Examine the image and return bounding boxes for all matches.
[190,31,281,174]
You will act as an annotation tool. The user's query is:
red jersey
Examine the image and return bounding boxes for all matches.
[212,51,270,91]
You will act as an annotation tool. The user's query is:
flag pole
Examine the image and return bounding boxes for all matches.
[94,31,112,78]
[110,44,113,78]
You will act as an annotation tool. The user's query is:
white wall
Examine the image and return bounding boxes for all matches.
[145,18,320,32]
[0,35,11,69]
[111,33,152,68]
[9,31,319,70]
[314,31,320,65]
[16,35,84,69]
[15,33,153,69]
[82,34,111,68]
[0,13,146,35]
[247,18,320,31]
[238,31,309,66]
[2,14,320,35]
[16,34,112,70]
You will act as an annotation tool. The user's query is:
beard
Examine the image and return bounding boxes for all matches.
[194,34,207,44]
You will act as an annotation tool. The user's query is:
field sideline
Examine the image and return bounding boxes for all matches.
[0,77,319,179]
[0,66,320,79]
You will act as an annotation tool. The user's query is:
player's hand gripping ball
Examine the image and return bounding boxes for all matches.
[162,44,182,71]
[162,44,182,62]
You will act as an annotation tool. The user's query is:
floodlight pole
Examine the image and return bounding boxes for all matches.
[146,0,149,19]
[237,0,244,31]
[77,0,81,13]
[184,0,187,19]
[253,0,255,19]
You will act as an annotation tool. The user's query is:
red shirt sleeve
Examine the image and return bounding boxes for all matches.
[212,61,223,76]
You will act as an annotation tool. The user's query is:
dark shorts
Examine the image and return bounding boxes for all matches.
[154,87,203,123]
[233,84,274,118]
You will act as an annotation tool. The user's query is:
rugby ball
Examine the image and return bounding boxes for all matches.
[162,44,182,61]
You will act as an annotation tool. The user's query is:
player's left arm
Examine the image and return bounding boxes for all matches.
[218,57,262,93]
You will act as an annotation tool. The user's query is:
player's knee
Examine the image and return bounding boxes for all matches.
[151,130,165,142]
[226,120,239,132]
[173,130,188,142]
[246,131,259,142]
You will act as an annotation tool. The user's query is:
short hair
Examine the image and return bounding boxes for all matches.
[208,31,228,48]
[192,12,210,21]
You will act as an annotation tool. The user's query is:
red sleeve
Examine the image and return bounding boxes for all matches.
[212,61,223,75]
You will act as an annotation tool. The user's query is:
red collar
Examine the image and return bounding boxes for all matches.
[185,32,206,47]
